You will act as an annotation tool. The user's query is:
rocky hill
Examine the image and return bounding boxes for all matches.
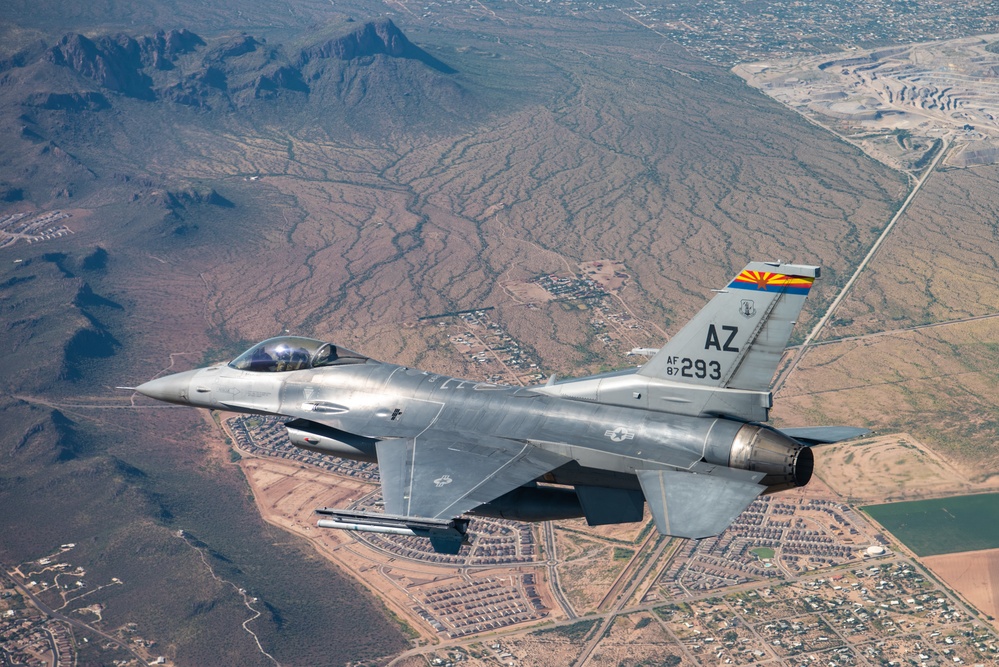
[4,19,465,115]
[298,19,456,72]
[0,18,474,209]
[44,29,205,100]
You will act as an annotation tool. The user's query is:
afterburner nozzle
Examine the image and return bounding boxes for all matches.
[729,423,813,492]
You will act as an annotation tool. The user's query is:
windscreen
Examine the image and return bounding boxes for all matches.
[229,336,368,372]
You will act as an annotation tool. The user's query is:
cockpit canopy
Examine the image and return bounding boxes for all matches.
[229,336,368,373]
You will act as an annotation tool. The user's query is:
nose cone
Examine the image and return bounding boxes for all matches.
[135,369,200,405]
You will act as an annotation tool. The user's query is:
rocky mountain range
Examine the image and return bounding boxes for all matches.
[0,18,476,211]
[6,19,464,113]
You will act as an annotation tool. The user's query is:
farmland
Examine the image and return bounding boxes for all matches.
[923,548,999,623]
[863,493,999,556]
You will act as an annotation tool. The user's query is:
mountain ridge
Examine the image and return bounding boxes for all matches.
[12,18,460,110]
[0,17,476,208]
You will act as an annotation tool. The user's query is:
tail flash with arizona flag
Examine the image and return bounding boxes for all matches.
[638,262,819,392]
[728,268,815,296]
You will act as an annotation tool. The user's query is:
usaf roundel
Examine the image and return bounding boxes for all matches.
[604,427,635,442]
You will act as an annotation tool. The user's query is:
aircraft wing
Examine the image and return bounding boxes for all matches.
[375,431,570,521]
[780,426,870,446]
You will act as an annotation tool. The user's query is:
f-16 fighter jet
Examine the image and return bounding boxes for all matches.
[134,262,865,553]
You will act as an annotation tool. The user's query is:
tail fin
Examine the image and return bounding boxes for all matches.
[638,262,819,392]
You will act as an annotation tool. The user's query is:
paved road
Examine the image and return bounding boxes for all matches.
[576,535,671,667]
[774,137,950,394]
[798,310,999,348]
[543,522,578,620]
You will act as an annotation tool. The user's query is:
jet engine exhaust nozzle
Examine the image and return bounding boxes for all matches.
[729,423,813,493]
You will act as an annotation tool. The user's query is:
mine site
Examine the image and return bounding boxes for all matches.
[735,34,999,172]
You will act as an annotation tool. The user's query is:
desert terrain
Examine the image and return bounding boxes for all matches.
[773,169,999,477]
[815,434,999,503]
[2,0,999,664]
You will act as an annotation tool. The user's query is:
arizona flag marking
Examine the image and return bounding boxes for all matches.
[728,270,814,295]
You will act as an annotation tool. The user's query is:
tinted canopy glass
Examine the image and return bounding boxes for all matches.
[229,336,368,372]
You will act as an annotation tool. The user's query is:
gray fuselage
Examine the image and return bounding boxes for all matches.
[159,358,797,493]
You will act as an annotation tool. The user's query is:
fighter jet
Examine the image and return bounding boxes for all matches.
[134,261,865,554]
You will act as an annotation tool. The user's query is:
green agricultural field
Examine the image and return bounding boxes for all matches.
[862,493,999,556]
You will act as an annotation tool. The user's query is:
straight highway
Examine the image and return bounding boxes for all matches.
[774,137,951,394]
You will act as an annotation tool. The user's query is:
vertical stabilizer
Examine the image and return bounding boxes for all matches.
[638,262,819,392]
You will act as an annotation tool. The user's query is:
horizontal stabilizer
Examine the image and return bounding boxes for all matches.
[637,468,765,539]
[780,426,870,446]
